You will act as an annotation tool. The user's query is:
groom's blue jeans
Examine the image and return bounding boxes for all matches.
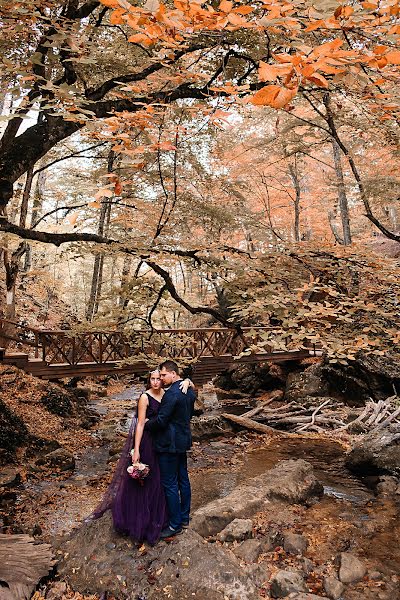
[158,452,191,531]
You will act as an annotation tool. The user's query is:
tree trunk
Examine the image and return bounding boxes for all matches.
[93,202,112,316]
[24,170,46,272]
[1,169,33,339]
[328,210,344,244]
[86,149,114,321]
[118,255,132,307]
[288,160,301,242]
[331,138,352,245]
[19,167,34,228]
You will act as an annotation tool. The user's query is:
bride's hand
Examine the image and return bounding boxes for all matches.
[132,450,140,463]
[179,378,193,394]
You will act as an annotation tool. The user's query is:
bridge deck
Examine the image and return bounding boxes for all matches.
[19,350,315,382]
[0,319,319,383]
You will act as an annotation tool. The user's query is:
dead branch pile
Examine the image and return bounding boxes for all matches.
[223,394,400,435]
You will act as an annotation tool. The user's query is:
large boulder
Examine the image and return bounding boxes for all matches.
[321,352,400,405]
[284,364,330,402]
[58,512,259,600]
[346,428,400,475]
[214,362,286,394]
[191,460,323,537]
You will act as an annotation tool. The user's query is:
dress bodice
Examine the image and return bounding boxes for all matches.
[143,392,161,420]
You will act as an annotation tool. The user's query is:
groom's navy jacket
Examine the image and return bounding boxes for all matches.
[145,380,195,453]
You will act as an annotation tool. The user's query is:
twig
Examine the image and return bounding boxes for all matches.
[296,399,331,432]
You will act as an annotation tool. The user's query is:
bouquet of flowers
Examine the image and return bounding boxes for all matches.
[127,450,150,484]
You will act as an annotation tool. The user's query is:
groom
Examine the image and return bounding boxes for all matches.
[145,360,196,539]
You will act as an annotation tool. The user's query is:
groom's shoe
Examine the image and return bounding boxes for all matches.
[181,520,190,529]
[160,525,183,540]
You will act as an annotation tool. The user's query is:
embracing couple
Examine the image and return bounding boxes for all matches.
[111,360,196,545]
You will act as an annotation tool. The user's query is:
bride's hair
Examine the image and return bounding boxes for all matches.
[146,369,160,388]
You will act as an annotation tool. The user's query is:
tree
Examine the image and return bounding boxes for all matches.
[0,0,399,357]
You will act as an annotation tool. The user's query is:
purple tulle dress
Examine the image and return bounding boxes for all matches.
[89,392,168,545]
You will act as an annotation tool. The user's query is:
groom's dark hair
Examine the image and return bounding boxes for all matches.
[159,360,180,374]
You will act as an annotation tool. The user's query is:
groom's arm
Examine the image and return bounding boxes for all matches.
[145,391,177,432]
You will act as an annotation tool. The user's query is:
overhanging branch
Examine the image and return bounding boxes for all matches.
[145,260,238,329]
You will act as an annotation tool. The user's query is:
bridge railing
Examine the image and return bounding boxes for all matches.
[38,327,278,365]
[0,319,280,366]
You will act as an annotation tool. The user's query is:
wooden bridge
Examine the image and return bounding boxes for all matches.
[0,319,318,384]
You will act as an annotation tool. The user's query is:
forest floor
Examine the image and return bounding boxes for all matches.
[1,370,400,599]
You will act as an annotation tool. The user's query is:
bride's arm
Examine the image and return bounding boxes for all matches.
[179,378,195,394]
[132,393,148,463]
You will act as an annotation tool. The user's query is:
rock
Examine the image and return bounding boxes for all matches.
[270,570,307,598]
[287,595,326,599]
[283,532,309,555]
[214,387,249,401]
[285,364,330,402]
[338,552,367,584]
[321,352,400,405]
[215,362,286,394]
[73,387,91,400]
[46,581,68,599]
[300,558,315,575]
[323,575,345,599]
[24,438,61,459]
[36,448,75,471]
[233,538,263,562]
[263,531,279,552]
[0,467,21,488]
[376,476,398,495]
[192,460,323,537]
[191,414,234,441]
[346,429,400,476]
[57,513,258,599]
[245,563,270,588]
[368,570,383,580]
[217,518,253,542]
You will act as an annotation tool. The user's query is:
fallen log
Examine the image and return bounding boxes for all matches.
[221,412,284,435]
[0,534,55,599]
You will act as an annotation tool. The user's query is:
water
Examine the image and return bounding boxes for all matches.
[191,438,373,510]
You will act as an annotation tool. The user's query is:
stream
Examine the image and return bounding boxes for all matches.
[16,383,400,581]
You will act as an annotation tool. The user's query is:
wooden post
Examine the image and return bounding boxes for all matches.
[72,336,76,365]
[99,333,103,364]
